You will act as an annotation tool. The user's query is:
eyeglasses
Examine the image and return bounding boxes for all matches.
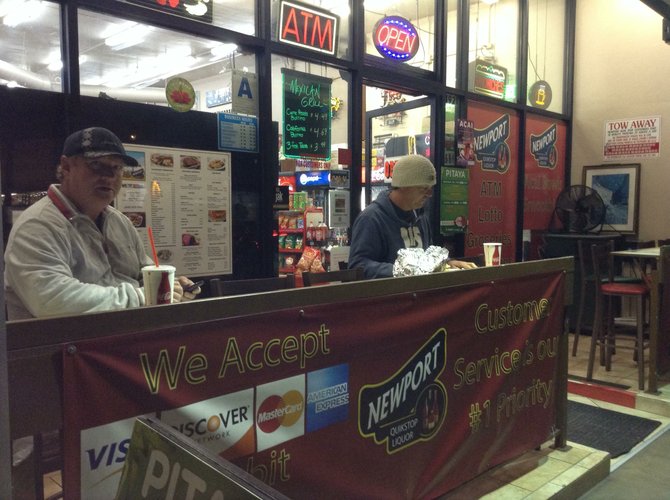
[84,159,125,175]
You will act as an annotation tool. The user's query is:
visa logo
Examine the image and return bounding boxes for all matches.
[85,438,130,470]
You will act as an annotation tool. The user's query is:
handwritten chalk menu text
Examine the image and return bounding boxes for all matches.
[282,68,331,160]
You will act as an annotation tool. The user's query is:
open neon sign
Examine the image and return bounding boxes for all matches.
[373,16,420,61]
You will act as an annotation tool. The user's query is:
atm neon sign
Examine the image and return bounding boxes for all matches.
[279,0,339,56]
[373,16,420,61]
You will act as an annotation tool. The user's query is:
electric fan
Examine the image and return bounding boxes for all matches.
[553,185,606,233]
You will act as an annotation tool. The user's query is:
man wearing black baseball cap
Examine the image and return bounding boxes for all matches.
[4,127,200,319]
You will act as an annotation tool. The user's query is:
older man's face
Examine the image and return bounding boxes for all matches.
[60,155,125,219]
[403,185,434,210]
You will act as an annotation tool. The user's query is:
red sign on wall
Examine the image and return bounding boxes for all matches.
[524,115,567,230]
[466,101,519,263]
[279,0,339,56]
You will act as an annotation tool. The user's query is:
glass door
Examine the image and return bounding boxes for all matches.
[363,87,431,209]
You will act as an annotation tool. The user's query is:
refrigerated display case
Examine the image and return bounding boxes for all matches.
[295,169,350,231]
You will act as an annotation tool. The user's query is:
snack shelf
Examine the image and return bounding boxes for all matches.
[279,248,303,254]
[277,207,325,275]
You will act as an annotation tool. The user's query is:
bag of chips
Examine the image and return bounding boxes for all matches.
[296,247,321,275]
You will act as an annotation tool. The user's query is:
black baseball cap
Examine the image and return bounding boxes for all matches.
[62,127,138,166]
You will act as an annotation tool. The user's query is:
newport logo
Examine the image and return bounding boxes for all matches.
[358,329,447,454]
[474,114,511,173]
[530,124,558,169]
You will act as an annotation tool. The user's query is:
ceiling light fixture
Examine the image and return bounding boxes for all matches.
[2,0,45,27]
[104,23,152,51]
[210,43,237,61]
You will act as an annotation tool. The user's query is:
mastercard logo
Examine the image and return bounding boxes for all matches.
[256,390,304,434]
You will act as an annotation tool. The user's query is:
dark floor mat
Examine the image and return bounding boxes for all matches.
[567,400,662,457]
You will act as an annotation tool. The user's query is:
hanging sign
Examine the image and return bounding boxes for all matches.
[473,59,507,99]
[232,69,258,116]
[373,16,420,61]
[165,77,195,112]
[279,0,339,56]
[128,0,213,23]
[281,68,332,161]
[529,80,552,109]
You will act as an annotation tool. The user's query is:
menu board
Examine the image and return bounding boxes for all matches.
[281,68,331,160]
[217,113,258,152]
[117,144,232,277]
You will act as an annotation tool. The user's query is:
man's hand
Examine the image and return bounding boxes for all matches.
[174,276,202,302]
[448,259,478,270]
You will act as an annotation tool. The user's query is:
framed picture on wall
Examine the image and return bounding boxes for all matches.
[583,163,640,234]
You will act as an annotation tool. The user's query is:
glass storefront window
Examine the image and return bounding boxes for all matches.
[78,9,255,111]
[365,0,435,72]
[467,0,519,102]
[527,0,565,114]
[0,0,62,91]
[445,0,459,88]
[271,0,351,60]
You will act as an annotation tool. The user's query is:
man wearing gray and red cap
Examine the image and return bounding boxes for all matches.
[4,127,199,319]
[349,154,476,279]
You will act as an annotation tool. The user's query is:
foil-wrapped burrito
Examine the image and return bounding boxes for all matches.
[393,246,450,277]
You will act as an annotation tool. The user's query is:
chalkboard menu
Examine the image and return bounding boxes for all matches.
[282,68,331,160]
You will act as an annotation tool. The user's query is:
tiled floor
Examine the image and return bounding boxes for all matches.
[38,332,670,499]
[43,471,62,499]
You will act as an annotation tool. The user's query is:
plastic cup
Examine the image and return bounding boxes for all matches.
[142,265,176,305]
[483,243,502,266]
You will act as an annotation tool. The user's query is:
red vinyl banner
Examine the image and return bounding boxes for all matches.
[63,272,565,499]
[524,115,567,229]
[466,101,519,263]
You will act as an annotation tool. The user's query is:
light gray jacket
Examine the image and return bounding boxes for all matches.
[4,184,152,319]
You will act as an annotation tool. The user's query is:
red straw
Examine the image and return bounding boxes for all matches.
[147,227,160,267]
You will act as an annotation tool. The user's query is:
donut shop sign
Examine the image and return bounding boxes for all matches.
[373,16,420,61]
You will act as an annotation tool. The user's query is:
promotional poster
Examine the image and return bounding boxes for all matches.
[63,272,565,498]
[524,116,567,230]
[466,102,519,263]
